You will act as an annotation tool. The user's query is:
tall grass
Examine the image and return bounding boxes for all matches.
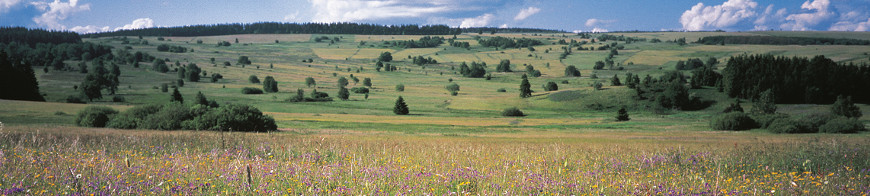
[1,126,868,195]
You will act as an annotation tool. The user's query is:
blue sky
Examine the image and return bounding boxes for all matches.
[1,0,869,33]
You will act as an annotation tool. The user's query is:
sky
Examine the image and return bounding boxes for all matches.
[0,0,869,34]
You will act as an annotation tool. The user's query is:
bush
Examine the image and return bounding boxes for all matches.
[65,95,86,103]
[544,82,558,91]
[106,114,139,129]
[112,95,125,103]
[501,107,525,117]
[395,84,405,92]
[796,113,834,133]
[819,117,866,133]
[768,118,808,134]
[75,106,119,127]
[248,75,260,83]
[241,87,264,94]
[350,87,369,94]
[710,112,756,131]
[139,103,192,130]
[497,88,507,92]
[750,113,790,129]
[184,104,277,132]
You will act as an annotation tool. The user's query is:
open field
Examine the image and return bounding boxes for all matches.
[3,31,870,194]
[1,126,868,195]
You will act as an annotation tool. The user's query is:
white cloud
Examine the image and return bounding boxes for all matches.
[309,0,452,23]
[0,0,21,13]
[283,11,302,22]
[753,4,787,31]
[591,27,608,33]
[585,18,616,27]
[781,0,833,31]
[829,18,870,31]
[680,0,758,31]
[114,18,154,31]
[499,24,508,28]
[69,25,108,33]
[572,30,583,33]
[30,0,91,30]
[513,7,540,21]
[460,13,493,28]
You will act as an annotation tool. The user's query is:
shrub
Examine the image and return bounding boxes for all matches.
[445,83,460,94]
[65,95,86,104]
[501,107,525,117]
[750,113,790,129]
[241,87,264,94]
[710,112,756,131]
[139,103,192,130]
[248,75,260,83]
[75,106,118,127]
[616,107,630,121]
[796,113,834,133]
[497,88,507,92]
[112,95,125,103]
[350,87,369,94]
[106,114,139,129]
[768,118,808,134]
[544,82,558,91]
[395,84,405,92]
[185,104,277,132]
[819,117,866,134]
[564,65,581,77]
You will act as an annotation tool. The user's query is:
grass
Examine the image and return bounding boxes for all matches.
[1,126,868,195]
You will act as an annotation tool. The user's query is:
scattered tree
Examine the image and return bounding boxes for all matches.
[831,95,862,118]
[263,76,278,93]
[616,107,630,121]
[394,96,409,115]
[519,74,532,98]
[170,88,183,103]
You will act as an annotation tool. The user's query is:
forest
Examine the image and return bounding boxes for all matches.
[89,22,459,37]
[696,35,870,45]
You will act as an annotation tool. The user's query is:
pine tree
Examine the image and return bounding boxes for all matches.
[195,91,208,106]
[519,74,532,98]
[611,74,622,86]
[832,95,862,118]
[394,96,409,115]
[616,107,630,121]
[170,88,183,103]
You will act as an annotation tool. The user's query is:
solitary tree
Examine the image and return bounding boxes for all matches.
[378,52,393,62]
[832,95,862,118]
[496,59,512,72]
[564,65,581,77]
[337,87,350,100]
[263,76,278,93]
[305,77,316,87]
[170,88,183,103]
[238,56,252,65]
[519,74,532,98]
[363,78,372,88]
[616,107,630,121]
[445,83,460,96]
[394,96,409,115]
[337,77,349,88]
[249,75,260,83]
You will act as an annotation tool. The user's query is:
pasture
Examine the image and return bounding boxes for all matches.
[2,31,870,194]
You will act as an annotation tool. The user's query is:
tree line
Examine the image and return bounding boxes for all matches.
[476,36,543,48]
[0,27,80,46]
[722,54,870,104]
[696,36,870,45]
[88,22,458,37]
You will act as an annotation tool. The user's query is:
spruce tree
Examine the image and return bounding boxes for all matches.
[616,107,630,121]
[195,91,208,106]
[519,74,532,98]
[394,96,409,115]
[170,88,183,103]
[832,95,862,118]
[611,74,621,86]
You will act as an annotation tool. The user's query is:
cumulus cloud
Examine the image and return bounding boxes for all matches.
[309,0,452,23]
[591,27,608,33]
[114,18,154,31]
[30,0,91,30]
[460,13,493,28]
[513,7,540,21]
[0,0,21,13]
[829,18,870,31]
[781,0,834,30]
[753,4,787,31]
[69,25,108,33]
[680,0,758,31]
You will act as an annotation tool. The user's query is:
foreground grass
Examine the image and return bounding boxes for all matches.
[1,126,868,195]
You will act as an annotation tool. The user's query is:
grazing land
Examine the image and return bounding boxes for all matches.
[1,29,870,194]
